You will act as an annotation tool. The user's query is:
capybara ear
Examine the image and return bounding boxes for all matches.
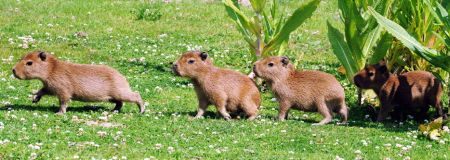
[281,56,289,66]
[200,51,208,61]
[38,51,46,61]
[378,64,388,73]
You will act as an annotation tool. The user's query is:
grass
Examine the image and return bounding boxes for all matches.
[0,0,449,159]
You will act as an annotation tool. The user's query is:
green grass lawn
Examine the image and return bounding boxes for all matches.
[0,0,449,159]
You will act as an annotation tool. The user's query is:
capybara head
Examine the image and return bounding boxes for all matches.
[172,51,212,78]
[253,56,294,80]
[353,61,389,89]
[13,51,54,80]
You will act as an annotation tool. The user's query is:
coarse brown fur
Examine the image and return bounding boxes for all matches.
[353,61,445,122]
[253,56,348,125]
[172,51,260,120]
[12,51,145,114]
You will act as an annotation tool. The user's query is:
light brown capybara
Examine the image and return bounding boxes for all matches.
[353,61,446,122]
[253,56,348,125]
[172,51,260,120]
[12,51,145,114]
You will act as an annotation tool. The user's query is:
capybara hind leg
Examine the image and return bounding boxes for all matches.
[111,100,123,112]
[215,100,231,120]
[313,102,332,125]
[118,92,145,113]
[337,103,348,125]
[242,102,258,120]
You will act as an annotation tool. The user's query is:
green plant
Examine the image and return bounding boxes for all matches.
[419,117,449,141]
[223,0,321,58]
[133,4,163,21]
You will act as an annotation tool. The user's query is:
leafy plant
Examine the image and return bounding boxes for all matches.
[223,0,321,58]
[419,117,449,141]
[133,4,163,21]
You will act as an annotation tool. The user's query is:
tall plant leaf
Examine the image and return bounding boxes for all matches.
[263,0,321,56]
[327,22,359,80]
[369,7,450,72]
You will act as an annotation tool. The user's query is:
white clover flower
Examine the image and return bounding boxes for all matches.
[167,146,175,153]
[154,143,162,150]
[0,122,4,130]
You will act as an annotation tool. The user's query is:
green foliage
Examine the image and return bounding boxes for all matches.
[327,0,392,82]
[223,0,321,58]
[418,117,449,141]
[133,3,163,21]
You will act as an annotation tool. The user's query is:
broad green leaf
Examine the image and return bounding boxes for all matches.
[368,7,450,72]
[327,22,358,81]
[223,0,259,35]
[369,33,392,64]
[429,117,443,131]
[362,26,383,57]
[264,0,321,55]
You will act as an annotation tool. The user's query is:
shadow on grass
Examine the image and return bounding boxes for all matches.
[1,104,108,113]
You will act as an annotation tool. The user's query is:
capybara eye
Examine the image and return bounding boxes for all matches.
[368,72,374,76]
[26,61,33,66]
[188,60,195,64]
[268,62,274,67]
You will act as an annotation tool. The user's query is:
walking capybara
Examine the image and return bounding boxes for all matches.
[12,51,145,114]
[172,51,260,120]
[253,56,348,125]
[353,61,445,122]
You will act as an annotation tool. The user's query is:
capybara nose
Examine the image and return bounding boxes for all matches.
[12,69,16,75]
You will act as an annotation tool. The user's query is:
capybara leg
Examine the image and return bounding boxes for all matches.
[242,102,258,121]
[433,99,446,119]
[377,102,393,122]
[194,99,208,119]
[337,103,348,125]
[32,88,49,103]
[119,92,145,113]
[111,100,123,112]
[215,100,231,120]
[278,100,291,121]
[56,97,70,115]
[313,102,332,125]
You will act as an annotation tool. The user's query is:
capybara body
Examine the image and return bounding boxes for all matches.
[12,51,145,114]
[172,51,260,120]
[353,62,445,122]
[253,56,348,125]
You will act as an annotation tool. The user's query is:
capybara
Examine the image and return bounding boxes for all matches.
[172,51,260,120]
[12,51,145,114]
[253,56,348,125]
[353,61,445,122]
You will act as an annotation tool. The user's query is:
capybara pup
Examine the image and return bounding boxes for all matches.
[172,51,260,120]
[12,51,145,114]
[353,61,445,122]
[253,56,348,125]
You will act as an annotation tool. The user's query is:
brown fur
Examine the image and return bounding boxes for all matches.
[172,51,260,120]
[12,51,144,114]
[353,61,445,122]
[253,56,348,125]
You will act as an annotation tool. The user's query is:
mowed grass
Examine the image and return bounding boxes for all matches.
[0,0,449,159]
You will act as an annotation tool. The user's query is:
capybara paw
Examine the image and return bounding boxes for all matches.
[223,116,231,121]
[55,111,65,115]
[32,96,41,103]
[337,122,348,125]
